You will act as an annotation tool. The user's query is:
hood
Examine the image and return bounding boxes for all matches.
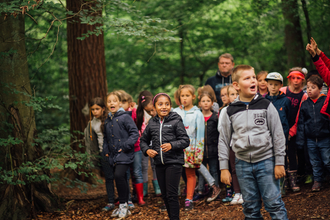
[108,107,126,117]
[230,94,263,106]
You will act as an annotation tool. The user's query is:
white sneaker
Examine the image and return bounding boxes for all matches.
[230,193,241,205]
[237,194,244,204]
[118,203,128,218]
[111,208,120,217]
[128,201,135,210]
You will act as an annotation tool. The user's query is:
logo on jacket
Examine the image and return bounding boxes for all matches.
[185,126,189,130]
[254,112,266,125]
[280,107,283,111]
[164,125,172,127]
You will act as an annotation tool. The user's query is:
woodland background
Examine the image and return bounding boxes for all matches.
[0,0,330,219]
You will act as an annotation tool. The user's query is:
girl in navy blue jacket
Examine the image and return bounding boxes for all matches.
[103,92,139,219]
[140,93,190,220]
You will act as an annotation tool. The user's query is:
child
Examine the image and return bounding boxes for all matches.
[197,85,220,113]
[84,97,115,212]
[103,92,139,218]
[219,85,230,111]
[173,85,221,210]
[296,75,330,191]
[194,90,220,201]
[135,91,161,197]
[280,68,309,189]
[140,93,190,220]
[265,72,291,142]
[257,71,268,97]
[219,65,288,219]
[265,72,291,194]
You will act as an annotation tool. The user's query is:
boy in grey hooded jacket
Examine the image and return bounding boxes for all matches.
[218,65,288,219]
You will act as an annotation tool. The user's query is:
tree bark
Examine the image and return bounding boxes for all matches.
[179,20,185,84]
[0,11,58,220]
[66,0,107,156]
[282,0,306,68]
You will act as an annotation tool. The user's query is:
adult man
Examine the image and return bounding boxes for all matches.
[205,53,235,106]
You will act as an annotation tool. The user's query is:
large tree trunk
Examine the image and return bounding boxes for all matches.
[66,0,107,175]
[0,11,58,220]
[282,0,306,68]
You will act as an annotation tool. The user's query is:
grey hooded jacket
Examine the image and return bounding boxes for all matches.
[218,94,286,170]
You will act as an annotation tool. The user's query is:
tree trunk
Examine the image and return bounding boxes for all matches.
[179,20,185,84]
[66,0,107,165]
[0,11,58,220]
[282,0,306,68]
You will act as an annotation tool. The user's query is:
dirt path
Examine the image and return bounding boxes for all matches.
[37,177,330,220]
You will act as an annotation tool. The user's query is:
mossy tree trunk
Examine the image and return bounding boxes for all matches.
[0,8,58,220]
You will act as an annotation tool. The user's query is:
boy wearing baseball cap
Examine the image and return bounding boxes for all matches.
[265,72,292,195]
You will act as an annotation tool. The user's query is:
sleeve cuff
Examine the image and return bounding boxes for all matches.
[220,160,229,170]
[312,54,320,62]
[275,156,285,166]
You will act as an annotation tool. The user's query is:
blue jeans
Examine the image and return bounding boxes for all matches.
[126,150,144,201]
[100,152,114,203]
[236,157,288,220]
[198,158,219,191]
[307,137,330,182]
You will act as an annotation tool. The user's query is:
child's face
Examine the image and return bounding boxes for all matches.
[267,80,282,96]
[306,82,321,100]
[180,88,194,108]
[257,74,268,92]
[155,96,171,119]
[144,102,156,117]
[107,95,121,114]
[235,69,257,99]
[228,87,238,103]
[121,100,129,111]
[220,89,229,105]
[290,76,304,90]
[91,104,105,119]
[200,96,213,112]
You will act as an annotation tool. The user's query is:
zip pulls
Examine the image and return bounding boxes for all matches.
[159,118,165,165]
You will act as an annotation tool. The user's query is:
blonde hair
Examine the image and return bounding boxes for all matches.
[227,85,236,95]
[107,91,121,102]
[176,84,195,105]
[221,85,229,94]
[197,85,217,102]
[232,65,254,82]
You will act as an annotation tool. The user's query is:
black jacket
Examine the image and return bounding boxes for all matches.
[205,70,232,107]
[204,111,219,159]
[103,109,139,166]
[140,111,190,166]
[296,95,330,147]
[265,92,291,144]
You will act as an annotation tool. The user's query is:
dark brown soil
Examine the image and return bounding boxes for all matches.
[37,167,330,220]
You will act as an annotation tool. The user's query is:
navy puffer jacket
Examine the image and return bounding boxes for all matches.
[296,95,330,148]
[140,111,190,166]
[265,92,291,143]
[103,109,139,166]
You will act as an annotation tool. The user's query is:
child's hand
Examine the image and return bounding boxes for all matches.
[105,154,109,157]
[160,143,172,152]
[118,149,122,152]
[220,169,232,186]
[288,135,291,141]
[306,43,316,57]
[274,165,286,179]
[147,149,158,158]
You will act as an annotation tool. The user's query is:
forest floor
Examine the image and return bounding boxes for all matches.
[37,165,330,220]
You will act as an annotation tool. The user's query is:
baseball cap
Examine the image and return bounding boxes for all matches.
[265,72,283,83]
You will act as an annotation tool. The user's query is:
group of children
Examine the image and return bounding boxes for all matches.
[84,37,330,220]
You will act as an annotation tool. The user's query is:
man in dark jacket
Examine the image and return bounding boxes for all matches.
[205,53,235,106]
